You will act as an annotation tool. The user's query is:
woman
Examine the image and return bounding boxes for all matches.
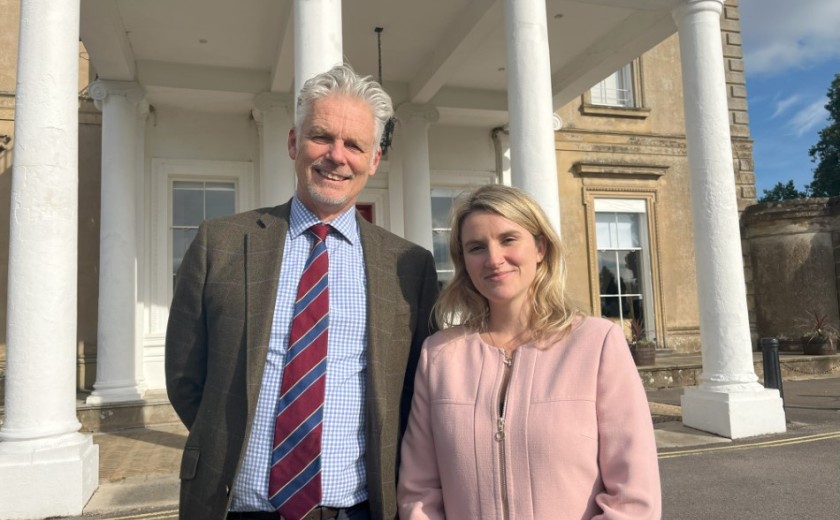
[398,185,661,519]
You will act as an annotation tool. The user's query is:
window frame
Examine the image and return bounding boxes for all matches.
[429,170,497,285]
[590,63,635,108]
[593,199,653,338]
[148,159,253,339]
[170,180,238,288]
[583,188,663,344]
[580,58,650,119]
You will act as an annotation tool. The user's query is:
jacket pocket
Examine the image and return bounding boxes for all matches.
[180,446,200,480]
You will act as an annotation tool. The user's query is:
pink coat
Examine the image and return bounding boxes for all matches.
[398,317,661,519]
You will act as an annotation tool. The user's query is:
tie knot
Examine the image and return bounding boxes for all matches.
[310,223,330,242]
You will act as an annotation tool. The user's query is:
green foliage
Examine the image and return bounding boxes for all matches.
[758,180,807,202]
[807,73,840,197]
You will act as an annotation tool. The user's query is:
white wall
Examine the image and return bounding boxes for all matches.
[142,107,260,390]
[428,125,497,172]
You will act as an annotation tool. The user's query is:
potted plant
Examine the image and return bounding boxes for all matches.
[801,310,838,356]
[628,318,656,366]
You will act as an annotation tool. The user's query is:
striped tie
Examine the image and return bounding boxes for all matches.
[269,223,330,520]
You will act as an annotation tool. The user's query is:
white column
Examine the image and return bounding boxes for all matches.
[86,80,147,405]
[398,103,438,252]
[386,142,406,237]
[503,0,561,234]
[0,0,99,518]
[135,101,150,388]
[294,0,342,100]
[253,92,296,206]
[673,0,785,439]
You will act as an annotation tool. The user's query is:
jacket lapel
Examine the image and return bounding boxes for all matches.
[244,203,290,414]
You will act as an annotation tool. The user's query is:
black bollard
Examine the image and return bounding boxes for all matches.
[760,337,784,400]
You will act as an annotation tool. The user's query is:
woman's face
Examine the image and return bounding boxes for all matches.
[460,211,545,316]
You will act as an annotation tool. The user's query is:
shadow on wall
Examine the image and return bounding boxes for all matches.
[743,197,840,346]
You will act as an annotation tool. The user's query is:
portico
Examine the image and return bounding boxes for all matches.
[1,0,782,517]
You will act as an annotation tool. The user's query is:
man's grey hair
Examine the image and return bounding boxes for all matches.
[295,64,394,150]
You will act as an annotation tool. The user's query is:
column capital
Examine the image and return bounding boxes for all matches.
[672,0,724,21]
[252,92,294,124]
[396,103,440,124]
[89,80,145,110]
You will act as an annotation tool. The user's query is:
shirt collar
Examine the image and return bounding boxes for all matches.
[289,196,359,244]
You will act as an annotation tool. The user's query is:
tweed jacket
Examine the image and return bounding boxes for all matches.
[165,200,438,520]
[398,317,661,519]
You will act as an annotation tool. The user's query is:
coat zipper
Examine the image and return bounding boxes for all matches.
[496,350,514,520]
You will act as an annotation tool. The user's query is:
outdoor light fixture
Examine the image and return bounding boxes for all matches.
[374,26,395,154]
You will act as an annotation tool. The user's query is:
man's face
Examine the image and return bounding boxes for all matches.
[289,95,381,222]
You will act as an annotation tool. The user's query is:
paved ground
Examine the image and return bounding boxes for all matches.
[58,374,840,519]
[659,431,840,519]
[653,375,840,520]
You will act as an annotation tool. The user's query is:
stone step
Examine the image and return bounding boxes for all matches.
[75,390,182,432]
[637,352,840,389]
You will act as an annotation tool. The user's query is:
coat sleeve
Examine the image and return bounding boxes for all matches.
[165,222,210,430]
[593,324,662,519]
[397,342,446,520]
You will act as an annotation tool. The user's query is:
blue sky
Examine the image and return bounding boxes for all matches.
[739,0,840,196]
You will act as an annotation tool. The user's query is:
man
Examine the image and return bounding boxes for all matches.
[165,64,439,520]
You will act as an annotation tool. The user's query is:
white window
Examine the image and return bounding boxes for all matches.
[144,159,253,389]
[149,159,253,335]
[590,63,635,108]
[431,188,460,284]
[429,171,497,286]
[171,181,236,287]
[594,198,654,339]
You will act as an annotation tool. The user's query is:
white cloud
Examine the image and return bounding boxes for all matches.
[740,0,840,76]
[771,94,801,118]
[788,97,827,137]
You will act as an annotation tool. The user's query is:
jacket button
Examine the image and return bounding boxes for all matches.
[225,485,231,496]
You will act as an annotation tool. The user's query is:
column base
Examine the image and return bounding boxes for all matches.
[86,384,146,405]
[0,432,99,519]
[681,385,787,439]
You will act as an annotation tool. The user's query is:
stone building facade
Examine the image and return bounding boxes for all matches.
[3,1,791,515]
[554,0,756,352]
[1,0,758,386]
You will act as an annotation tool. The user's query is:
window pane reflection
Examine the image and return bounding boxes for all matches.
[173,228,198,282]
[595,207,650,332]
[173,188,204,226]
[431,189,461,285]
[431,197,452,229]
[206,189,235,219]
[172,181,236,288]
[597,251,620,295]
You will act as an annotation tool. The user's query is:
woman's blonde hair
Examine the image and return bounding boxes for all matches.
[434,184,579,343]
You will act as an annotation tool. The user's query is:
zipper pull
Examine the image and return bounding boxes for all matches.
[503,353,512,367]
[495,417,505,441]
